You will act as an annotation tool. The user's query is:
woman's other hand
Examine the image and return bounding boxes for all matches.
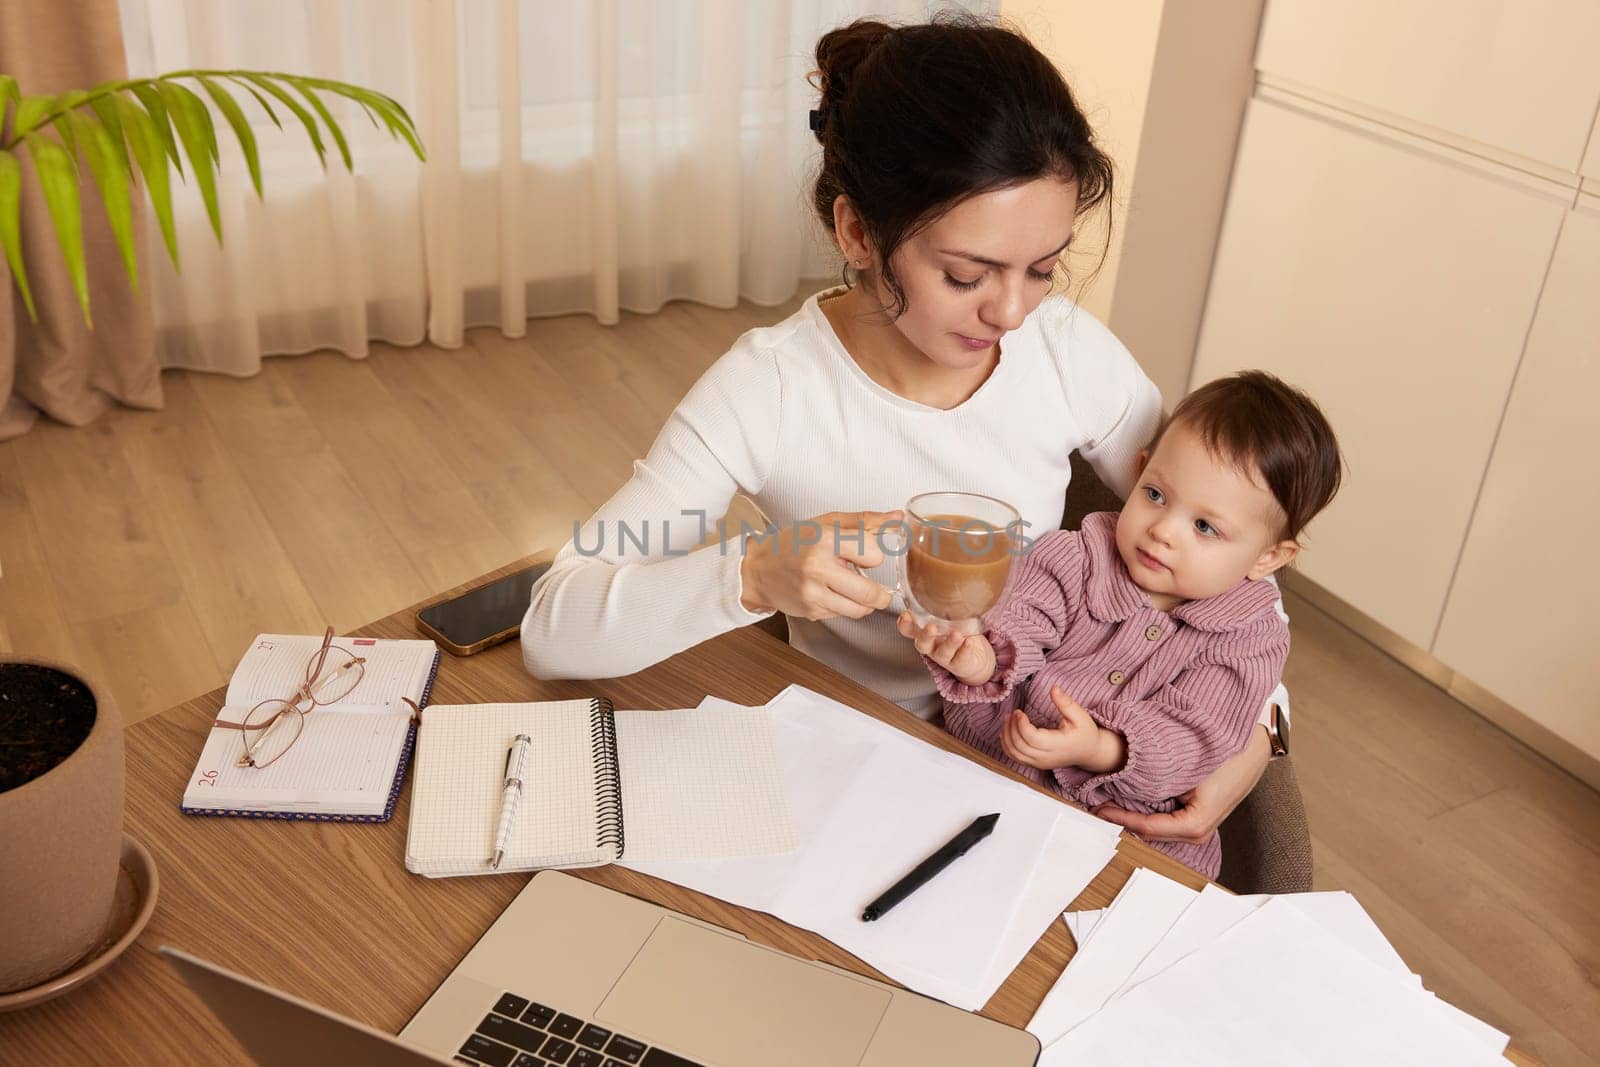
[739,510,901,620]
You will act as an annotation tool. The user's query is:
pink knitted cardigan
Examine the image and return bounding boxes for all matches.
[929,512,1288,878]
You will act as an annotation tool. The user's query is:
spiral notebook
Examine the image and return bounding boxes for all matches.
[405,698,798,877]
[181,634,442,822]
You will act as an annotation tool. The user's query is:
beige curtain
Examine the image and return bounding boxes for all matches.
[117,0,989,370]
[0,0,161,440]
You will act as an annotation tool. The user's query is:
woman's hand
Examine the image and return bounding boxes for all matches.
[1093,724,1271,843]
[738,510,901,621]
[896,612,996,686]
[1001,686,1125,772]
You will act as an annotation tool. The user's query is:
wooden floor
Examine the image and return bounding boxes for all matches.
[2,295,1596,1065]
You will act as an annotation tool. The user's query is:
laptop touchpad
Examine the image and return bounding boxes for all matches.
[596,917,891,1067]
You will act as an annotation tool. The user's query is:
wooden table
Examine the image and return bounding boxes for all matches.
[0,561,1534,1064]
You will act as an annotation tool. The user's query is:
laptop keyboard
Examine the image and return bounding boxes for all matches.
[454,991,705,1067]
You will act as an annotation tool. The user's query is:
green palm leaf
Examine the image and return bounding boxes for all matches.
[128,82,184,176]
[0,149,36,320]
[238,73,329,169]
[305,80,425,162]
[197,75,260,196]
[27,138,89,326]
[288,78,351,170]
[13,94,56,139]
[88,95,133,177]
[232,79,283,130]
[49,114,78,160]
[157,81,222,241]
[0,67,426,325]
[115,95,179,268]
[71,112,137,292]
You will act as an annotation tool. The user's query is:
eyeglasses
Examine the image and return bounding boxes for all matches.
[211,628,366,769]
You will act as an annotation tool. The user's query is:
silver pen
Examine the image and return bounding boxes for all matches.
[489,733,531,870]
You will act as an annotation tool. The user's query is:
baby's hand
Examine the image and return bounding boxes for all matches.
[897,612,997,687]
[1000,686,1108,771]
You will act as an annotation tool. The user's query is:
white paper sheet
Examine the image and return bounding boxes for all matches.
[1279,891,1414,977]
[1110,883,1264,1000]
[1026,868,1199,1042]
[626,686,1122,1010]
[985,817,1119,1000]
[1101,886,1505,1054]
[766,686,1121,1005]
[1109,887,1404,1003]
[1041,898,1508,1066]
[1046,880,1507,1057]
[1062,907,1106,947]
[1421,993,1510,1054]
[1277,895,1505,1053]
[770,739,1053,984]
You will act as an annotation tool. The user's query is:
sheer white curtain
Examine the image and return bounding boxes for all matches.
[115,0,991,373]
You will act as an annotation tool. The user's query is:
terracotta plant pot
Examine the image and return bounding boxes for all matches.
[0,657,125,994]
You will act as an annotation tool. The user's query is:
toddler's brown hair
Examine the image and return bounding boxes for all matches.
[1152,371,1343,540]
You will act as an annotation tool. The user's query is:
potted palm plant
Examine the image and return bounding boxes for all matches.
[0,69,423,998]
[0,657,124,995]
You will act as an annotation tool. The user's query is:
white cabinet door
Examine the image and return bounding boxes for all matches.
[1434,194,1600,759]
[1191,97,1567,649]
[1257,0,1600,171]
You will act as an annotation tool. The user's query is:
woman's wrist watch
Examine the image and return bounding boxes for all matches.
[1264,703,1291,757]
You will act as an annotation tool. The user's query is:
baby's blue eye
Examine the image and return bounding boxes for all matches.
[1144,486,1164,504]
[1195,519,1218,537]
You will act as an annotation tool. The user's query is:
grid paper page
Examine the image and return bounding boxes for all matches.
[612,706,798,861]
[405,701,610,877]
[182,710,412,815]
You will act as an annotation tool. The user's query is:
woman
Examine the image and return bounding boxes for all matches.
[522,15,1275,847]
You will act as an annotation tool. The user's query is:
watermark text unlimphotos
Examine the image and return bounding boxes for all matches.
[570,510,1038,559]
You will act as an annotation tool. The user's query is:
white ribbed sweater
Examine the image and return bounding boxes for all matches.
[520,289,1164,718]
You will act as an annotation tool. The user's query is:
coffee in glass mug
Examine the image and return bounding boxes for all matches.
[891,492,1022,627]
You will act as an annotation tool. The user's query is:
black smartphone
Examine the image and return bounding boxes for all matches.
[415,562,551,656]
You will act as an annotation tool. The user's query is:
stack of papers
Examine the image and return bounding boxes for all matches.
[625,684,1124,1010]
[1032,870,1512,1064]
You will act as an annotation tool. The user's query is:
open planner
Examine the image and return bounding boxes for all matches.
[405,699,798,877]
[181,633,441,822]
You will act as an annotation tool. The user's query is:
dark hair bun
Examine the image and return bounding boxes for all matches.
[811,20,893,144]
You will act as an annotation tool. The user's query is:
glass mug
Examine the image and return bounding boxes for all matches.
[883,492,1023,632]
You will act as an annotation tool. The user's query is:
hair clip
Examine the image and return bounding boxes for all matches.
[809,108,825,132]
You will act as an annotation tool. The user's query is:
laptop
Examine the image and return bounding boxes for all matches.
[165,870,1041,1066]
